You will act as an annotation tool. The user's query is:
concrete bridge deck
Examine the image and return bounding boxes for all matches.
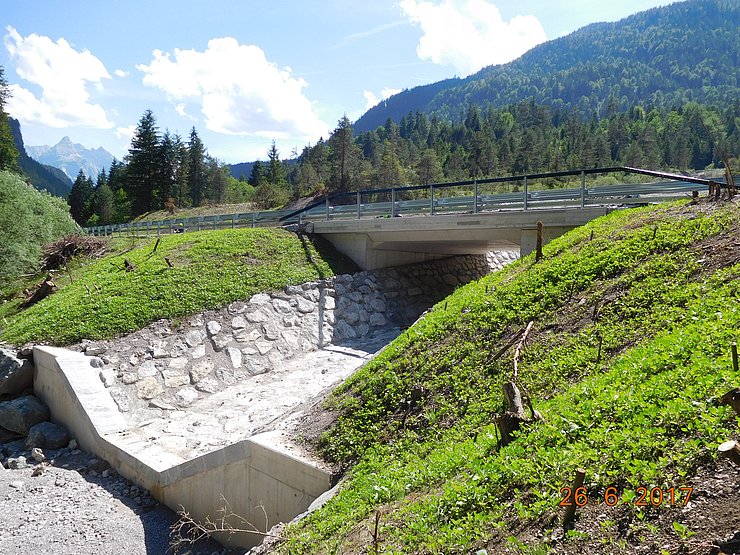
[312,206,611,269]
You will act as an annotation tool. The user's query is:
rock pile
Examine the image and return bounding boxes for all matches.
[0,348,71,470]
[71,252,518,424]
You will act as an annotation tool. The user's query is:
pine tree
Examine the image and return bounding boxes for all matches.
[0,66,19,172]
[188,127,206,206]
[68,170,94,225]
[248,160,266,187]
[92,170,114,225]
[125,109,161,216]
[328,115,362,193]
[267,141,287,187]
[173,133,189,207]
[158,130,178,207]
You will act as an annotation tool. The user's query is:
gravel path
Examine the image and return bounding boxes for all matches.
[0,441,236,555]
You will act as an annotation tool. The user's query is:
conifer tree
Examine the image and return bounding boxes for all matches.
[188,127,206,206]
[0,66,19,172]
[67,169,94,225]
[125,109,161,215]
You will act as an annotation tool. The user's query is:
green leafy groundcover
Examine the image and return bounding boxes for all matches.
[281,200,739,554]
[0,227,351,345]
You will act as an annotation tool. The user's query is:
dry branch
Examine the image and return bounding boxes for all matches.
[169,496,284,555]
[513,321,534,381]
[496,321,542,445]
[22,275,56,307]
[41,234,107,271]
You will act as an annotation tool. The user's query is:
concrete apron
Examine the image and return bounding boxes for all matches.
[32,344,363,549]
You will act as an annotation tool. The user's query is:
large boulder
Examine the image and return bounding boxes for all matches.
[24,421,70,450]
[0,348,34,398]
[0,396,50,435]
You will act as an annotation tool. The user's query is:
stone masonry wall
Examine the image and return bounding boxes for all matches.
[76,251,519,423]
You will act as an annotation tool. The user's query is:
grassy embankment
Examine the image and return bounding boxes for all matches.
[0,228,355,346]
[280,198,739,554]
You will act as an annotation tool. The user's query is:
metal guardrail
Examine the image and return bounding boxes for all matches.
[85,167,727,237]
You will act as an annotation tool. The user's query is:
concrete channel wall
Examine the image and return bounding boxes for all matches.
[33,346,331,548]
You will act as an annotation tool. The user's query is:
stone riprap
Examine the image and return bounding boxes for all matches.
[0,348,34,398]
[0,396,50,436]
[73,252,517,424]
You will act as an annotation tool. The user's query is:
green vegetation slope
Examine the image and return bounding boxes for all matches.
[0,228,355,346]
[0,170,79,297]
[281,198,740,554]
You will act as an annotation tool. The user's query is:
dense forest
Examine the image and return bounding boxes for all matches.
[289,101,738,198]
[356,0,739,132]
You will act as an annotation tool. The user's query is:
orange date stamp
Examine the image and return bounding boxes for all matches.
[559,485,693,508]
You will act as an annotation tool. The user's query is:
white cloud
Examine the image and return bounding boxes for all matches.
[114,69,128,78]
[174,103,196,120]
[3,26,113,128]
[136,37,329,141]
[115,125,136,140]
[364,87,403,110]
[400,0,547,75]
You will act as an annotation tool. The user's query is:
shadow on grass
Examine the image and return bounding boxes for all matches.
[298,233,358,280]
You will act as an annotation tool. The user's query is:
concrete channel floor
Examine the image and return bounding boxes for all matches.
[114,328,402,466]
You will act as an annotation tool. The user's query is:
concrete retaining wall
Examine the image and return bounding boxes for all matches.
[33,346,331,549]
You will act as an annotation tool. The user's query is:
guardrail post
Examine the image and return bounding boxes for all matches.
[357,191,361,220]
[580,170,586,208]
[523,176,529,211]
[430,184,435,215]
[325,197,330,221]
[299,212,304,225]
[391,188,396,218]
[251,213,256,228]
[474,180,479,213]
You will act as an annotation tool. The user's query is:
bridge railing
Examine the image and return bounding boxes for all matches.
[85,209,299,237]
[278,166,723,224]
[85,166,725,236]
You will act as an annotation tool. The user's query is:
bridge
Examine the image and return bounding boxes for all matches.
[86,167,729,270]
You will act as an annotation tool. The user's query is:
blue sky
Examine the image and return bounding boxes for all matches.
[2,0,669,164]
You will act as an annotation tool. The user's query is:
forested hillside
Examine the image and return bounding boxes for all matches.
[356,0,739,132]
[290,102,738,198]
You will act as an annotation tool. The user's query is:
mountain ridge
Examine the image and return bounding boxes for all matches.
[355,0,739,132]
[9,118,73,197]
[27,136,116,181]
